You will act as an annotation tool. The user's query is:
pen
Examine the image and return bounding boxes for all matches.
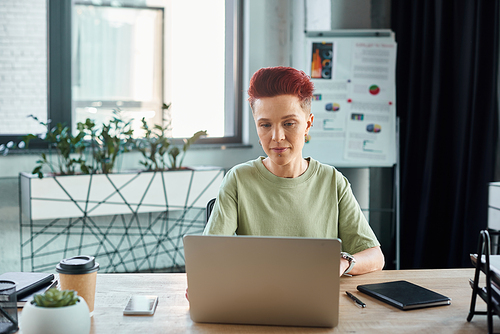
[46,280,58,290]
[346,291,366,308]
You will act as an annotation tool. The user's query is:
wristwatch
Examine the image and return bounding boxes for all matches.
[341,252,356,275]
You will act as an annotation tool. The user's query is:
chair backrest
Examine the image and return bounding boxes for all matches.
[206,198,216,224]
[488,228,500,255]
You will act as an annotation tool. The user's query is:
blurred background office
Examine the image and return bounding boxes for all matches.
[0,0,498,273]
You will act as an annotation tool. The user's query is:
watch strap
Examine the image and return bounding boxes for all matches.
[341,252,356,275]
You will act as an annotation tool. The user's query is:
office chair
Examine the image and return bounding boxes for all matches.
[206,198,216,224]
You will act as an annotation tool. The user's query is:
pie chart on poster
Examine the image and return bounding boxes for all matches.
[325,103,341,112]
[366,123,382,133]
[369,85,380,95]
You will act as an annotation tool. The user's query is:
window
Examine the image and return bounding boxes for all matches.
[0,0,242,146]
[72,4,164,136]
[166,0,242,142]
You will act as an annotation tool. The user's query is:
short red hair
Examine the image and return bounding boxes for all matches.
[247,66,315,112]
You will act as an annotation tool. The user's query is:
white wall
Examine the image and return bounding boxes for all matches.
[331,0,371,29]
[0,0,47,136]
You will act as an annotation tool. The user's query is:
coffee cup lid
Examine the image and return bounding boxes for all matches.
[56,255,100,275]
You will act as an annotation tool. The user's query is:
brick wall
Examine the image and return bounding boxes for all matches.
[0,0,47,136]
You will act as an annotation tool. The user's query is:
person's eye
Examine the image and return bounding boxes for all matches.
[284,122,295,127]
[260,123,271,128]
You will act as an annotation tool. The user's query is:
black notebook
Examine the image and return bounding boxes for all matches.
[0,272,55,304]
[357,280,451,310]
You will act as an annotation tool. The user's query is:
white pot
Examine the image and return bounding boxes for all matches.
[20,297,90,334]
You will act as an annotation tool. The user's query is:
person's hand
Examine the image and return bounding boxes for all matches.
[338,247,384,276]
[339,258,350,276]
[185,288,189,301]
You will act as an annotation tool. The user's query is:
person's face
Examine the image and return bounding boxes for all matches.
[253,95,313,169]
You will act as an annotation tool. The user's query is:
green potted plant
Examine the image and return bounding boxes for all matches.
[77,108,134,174]
[135,114,207,170]
[21,109,133,178]
[19,289,90,334]
[135,116,171,171]
[24,115,90,178]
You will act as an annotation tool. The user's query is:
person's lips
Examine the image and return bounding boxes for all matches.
[271,147,288,154]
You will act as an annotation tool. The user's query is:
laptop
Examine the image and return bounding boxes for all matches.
[183,235,341,327]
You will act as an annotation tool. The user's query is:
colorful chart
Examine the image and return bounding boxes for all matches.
[351,113,364,121]
[325,103,340,112]
[369,85,380,95]
[313,94,322,101]
[311,42,333,79]
[366,123,382,133]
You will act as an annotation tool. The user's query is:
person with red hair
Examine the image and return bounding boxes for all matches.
[204,66,384,276]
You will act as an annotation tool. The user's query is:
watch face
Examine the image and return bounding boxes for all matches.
[341,252,355,263]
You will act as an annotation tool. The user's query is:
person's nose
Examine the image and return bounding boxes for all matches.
[272,125,285,143]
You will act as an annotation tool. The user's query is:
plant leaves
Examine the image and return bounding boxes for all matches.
[183,130,207,152]
[32,289,79,307]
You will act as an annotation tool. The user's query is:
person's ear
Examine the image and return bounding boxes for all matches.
[305,113,314,133]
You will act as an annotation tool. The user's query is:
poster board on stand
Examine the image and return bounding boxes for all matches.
[302,30,397,167]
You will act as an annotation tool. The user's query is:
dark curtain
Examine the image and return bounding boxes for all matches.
[391,1,499,268]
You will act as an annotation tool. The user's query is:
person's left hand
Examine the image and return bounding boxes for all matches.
[339,258,350,276]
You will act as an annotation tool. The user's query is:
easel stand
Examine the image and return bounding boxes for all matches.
[467,229,500,333]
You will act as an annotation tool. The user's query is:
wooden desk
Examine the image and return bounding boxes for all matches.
[16,269,499,333]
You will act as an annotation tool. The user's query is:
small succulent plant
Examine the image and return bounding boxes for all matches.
[32,289,79,308]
